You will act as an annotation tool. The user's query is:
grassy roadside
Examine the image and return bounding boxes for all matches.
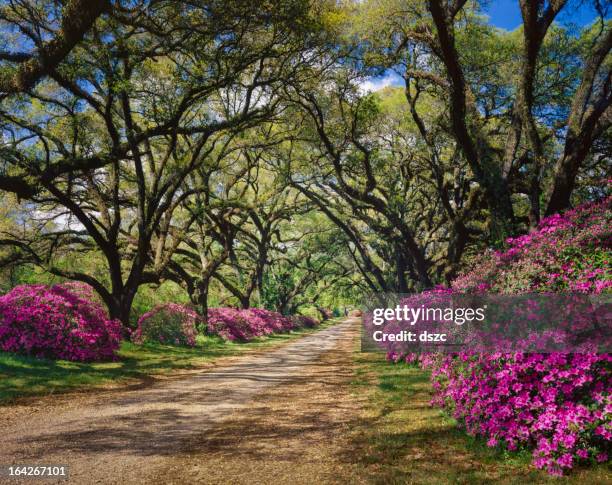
[349,352,611,484]
[0,318,341,404]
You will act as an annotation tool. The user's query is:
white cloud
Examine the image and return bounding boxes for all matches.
[357,71,404,94]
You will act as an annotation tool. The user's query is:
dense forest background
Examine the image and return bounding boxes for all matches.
[0,0,610,325]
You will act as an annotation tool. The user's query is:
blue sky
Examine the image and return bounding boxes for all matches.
[486,0,608,30]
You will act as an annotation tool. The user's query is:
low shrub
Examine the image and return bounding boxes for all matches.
[207,307,318,341]
[423,351,611,476]
[242,308,295,335]
[0,283,122,362]
[206,308,257,341]
[132,303,199,347]
[291,314,319,328]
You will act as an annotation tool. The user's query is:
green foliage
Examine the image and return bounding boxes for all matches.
[0,0,609,322]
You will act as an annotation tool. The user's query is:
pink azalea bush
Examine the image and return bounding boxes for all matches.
[0,283,122,362]
[453,196,611,295]
[424,350,611,476]
[291,314,319,328]
[56,280,107,306]
[207,308,318,341]
[132,303,199,347]
[390,197,611,475]
[206,308,255,341]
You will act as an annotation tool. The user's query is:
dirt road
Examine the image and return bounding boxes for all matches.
[1,318,362,484]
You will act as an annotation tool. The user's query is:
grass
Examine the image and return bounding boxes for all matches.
[0,318,340,404]
[349,352,611,484]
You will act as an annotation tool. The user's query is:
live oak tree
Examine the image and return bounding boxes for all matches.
[0,0,329,323]
[0,0,110,97]
[163,138,267,319]
[276,67,485,290]
[213,171,313,309]
[349,0,611,238]
[544,15,612,214]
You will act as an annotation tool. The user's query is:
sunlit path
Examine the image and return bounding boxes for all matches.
[1,319,359,484]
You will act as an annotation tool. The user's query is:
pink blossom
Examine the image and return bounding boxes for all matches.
[388,197,612,476]
[132,303,199,347]
[0,283,122,362]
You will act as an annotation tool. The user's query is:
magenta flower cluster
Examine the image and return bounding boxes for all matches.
[389,197,611,475]
[0,283,122,362]
[132,303,200,347]
[132,305,319,345]
[291,314,319,329]
[454,196,611,295]
[207,307,318,341]
[422,350,611,476]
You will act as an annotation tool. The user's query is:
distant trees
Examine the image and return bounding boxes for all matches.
[260,221,356,316]
[279,74,431,290]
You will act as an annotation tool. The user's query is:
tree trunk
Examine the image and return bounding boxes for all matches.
[445,223,469,284]
[256,242,268,306]
[395,245,409,293]
[239,295,250,309]
[277,299,289,316]
[546,149,587,216]
[196,278,210,331]
[118,289,136,328]
[105,288,136,329]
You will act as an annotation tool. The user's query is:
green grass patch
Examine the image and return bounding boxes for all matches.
[349,352,611,484]
[0,318,340,404]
